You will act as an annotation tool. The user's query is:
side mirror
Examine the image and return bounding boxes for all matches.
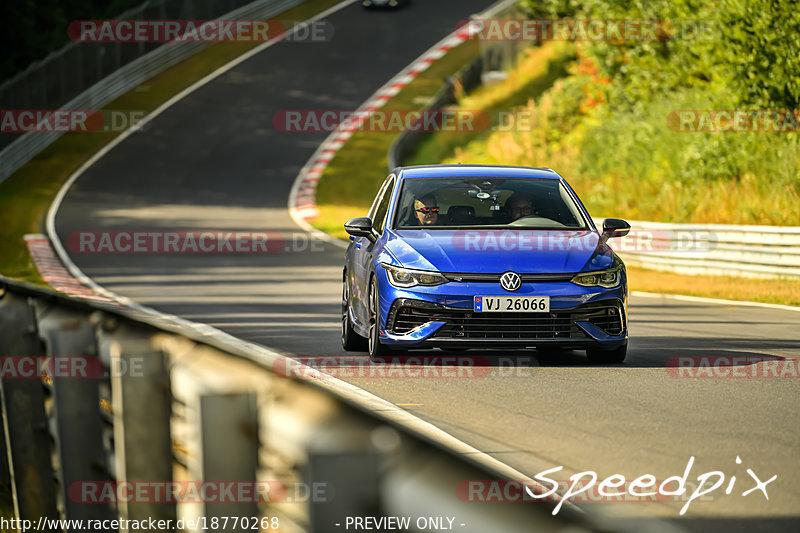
[344,217,375,242]
[602,218,631,241]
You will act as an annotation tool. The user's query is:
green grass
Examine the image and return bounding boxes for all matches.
[628,266,800,307]
[0,0,346,285]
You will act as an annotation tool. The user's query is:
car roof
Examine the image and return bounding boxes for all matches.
[396,164,560,180]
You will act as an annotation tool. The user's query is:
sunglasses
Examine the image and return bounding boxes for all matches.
[416,207,439,214]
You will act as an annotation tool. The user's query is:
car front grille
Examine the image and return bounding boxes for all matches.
[440,272,575,283]
[387,299,624,340]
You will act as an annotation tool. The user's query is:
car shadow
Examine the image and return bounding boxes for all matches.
[358,336,799,371]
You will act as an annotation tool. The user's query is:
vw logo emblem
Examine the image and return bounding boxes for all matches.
[499,271,521,292]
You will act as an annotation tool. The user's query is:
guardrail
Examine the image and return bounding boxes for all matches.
[1,275,619,533]
[386,57,484,171]
[385,0,518,170]
[0,0,302,183]
[603,219,800,279]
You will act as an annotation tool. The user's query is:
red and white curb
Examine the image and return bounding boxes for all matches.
[24,234,122,308]
[288,24,474,239]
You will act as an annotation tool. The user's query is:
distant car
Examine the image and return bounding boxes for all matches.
[342,164,631,363]
[362,0,410,8]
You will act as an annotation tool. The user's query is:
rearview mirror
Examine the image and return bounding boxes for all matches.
[602,218,631,240]
[344,217,375,241]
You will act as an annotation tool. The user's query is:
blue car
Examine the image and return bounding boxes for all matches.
[341,165,631,363]
[362,0,410,8]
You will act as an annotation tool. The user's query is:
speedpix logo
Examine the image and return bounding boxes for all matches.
[459,456,776,516]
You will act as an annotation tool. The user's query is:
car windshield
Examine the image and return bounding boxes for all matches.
[393,177,588,229]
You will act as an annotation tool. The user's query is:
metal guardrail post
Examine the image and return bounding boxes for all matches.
[99,320,176,529]
[306,450,381,532]
[0,419,7,490]
[380,446,575,533]
[387,58,483,171]
[199,392,259,530]
[0,291,60,524]
[36,305,115,529]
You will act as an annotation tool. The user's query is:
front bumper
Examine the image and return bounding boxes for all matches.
[376,278,627,348]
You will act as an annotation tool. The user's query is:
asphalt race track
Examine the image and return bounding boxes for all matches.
[52,1,800,531]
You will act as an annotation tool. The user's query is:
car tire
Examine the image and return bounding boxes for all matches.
[368,276,391,358]
[342,277,368,351]
[586,344,627,364]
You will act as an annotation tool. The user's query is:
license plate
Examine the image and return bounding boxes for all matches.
[474,296,550,313]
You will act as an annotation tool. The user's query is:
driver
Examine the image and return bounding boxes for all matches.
[506,193,534,221]
[414,194,440,225]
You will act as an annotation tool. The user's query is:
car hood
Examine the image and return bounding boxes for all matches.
[386,229,611,273]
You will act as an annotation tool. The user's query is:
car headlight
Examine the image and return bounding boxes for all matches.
[571,266,622,288]
[382,265,448,288]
